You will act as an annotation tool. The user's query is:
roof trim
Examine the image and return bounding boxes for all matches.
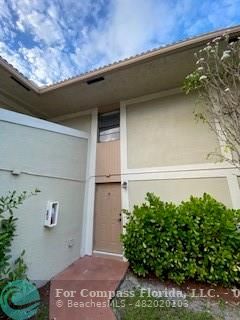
[0,56,40,93]
[1,25,240,94]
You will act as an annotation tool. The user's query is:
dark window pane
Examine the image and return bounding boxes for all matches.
[98,110,120,142]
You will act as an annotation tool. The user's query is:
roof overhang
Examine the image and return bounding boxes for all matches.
[0,26,240,119]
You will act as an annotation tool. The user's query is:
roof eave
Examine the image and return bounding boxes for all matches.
[1,25,240,95]
[39,25,240,94]
[0,57,40,94]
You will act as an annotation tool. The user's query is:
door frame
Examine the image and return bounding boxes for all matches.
[81,106,127,259]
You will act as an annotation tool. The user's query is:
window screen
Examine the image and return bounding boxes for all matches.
[98,110,120,142]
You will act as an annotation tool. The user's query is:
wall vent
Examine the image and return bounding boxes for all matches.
[86,76,104,85]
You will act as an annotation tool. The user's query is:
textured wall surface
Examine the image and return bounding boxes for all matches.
[61,114,92,133]
[0,122,87,180]
[128,177,232,209]
[126,93,220,168]
[0,120,88,281]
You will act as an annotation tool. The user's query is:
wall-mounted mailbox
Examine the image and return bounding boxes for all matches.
[45,201,59,228]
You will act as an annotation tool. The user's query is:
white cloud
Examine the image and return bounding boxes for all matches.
[70,0,178,72]
[19,46,76,86]
[10,0,64,46]
[0,0,12,20]
[0,42,29,76]
[0,0,16,40]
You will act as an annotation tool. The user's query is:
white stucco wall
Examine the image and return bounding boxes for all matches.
[0,121,87,179]
[0,119,88,282]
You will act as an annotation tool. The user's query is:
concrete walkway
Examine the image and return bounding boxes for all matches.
[49,256,129,320]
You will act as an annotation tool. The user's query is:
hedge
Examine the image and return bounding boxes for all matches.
[121,193,240,286]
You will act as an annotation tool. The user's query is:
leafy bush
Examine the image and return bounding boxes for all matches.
[0,190,40,288]
[122,193,240,286]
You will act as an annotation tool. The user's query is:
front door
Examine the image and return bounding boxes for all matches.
[94,183,122,254]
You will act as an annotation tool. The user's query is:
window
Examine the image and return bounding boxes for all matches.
[98,110,120,142]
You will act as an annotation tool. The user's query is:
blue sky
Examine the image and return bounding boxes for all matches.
[0,0,240,87]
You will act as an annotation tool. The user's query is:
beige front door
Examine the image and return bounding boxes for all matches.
[94,183,122,254]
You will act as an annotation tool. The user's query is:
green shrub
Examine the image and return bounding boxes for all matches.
[121,193,240,286]
[0,190,40,289]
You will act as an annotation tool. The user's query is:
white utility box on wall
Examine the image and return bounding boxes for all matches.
[45,201,59,227]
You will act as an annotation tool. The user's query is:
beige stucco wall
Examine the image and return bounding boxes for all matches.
[0,121,88,281]
[128,177,232,209]
[61,114,92,133]
[126,93,220,168]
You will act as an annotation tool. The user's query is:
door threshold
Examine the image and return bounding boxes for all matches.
[93,250,123,260]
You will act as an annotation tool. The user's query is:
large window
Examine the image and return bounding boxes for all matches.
[98,110,120,142]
